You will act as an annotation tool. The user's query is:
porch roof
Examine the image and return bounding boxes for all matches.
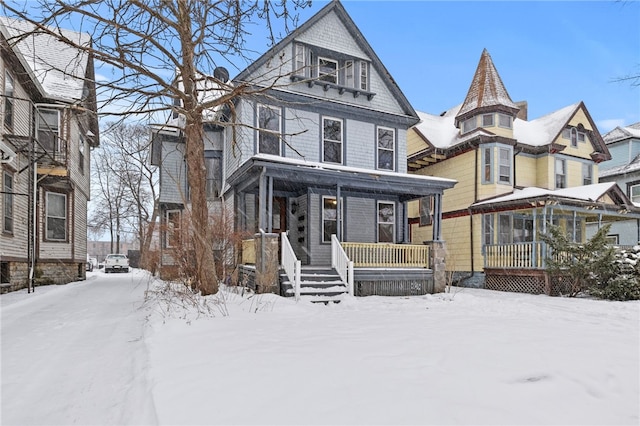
[227,154,456,201]
[470,183,640,216]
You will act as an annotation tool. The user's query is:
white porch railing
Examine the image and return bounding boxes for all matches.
[341,242,431,268]
[331,235,354,296]
[484,242,544,269]
[281,232,301,300]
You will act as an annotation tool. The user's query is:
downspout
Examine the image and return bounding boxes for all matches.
[461,148,479,286]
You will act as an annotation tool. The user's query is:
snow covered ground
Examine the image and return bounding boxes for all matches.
[2,270,639,425]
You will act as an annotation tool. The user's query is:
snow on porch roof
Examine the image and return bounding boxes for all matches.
[471,182,619,207]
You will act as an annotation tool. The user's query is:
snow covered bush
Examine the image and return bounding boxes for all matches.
[590,245,640,301]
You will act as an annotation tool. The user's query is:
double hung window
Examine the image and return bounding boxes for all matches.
[323,117,342,164]
[38,109,60,152]
[3,172,13,234]
[4,71,14,130]
[377,127,395,170]
[555,158,566,189]
[582,164,592,185]
[498,148,511,184]
[46,192,67,241]
[166,210,181,248]
[377,201,395,243]
[322,196,342,243]
[257,105,281,155]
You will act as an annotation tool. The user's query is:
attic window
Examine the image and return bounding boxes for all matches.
[462,117,477,133]
[482,114,494,127]
[498,114,512,129]
[318,57,338,84]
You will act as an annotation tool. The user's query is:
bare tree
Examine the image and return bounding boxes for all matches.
[1,0,310,295]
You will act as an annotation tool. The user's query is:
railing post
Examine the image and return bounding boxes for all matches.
[348,261,354,296]
[294,260,301,301]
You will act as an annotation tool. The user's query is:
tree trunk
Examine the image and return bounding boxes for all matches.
[183,118,218,295]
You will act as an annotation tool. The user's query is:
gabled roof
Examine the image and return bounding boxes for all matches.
[603,122,640,145]
[455,49,520,126]
[233,0,417,120]
[599,154,640,179]
[412,101,609,160]
[0,17,90,103]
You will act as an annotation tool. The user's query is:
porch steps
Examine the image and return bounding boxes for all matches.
[281,267,349,303]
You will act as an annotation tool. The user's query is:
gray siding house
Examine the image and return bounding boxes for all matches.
[152,1,455,299]
[587,123,640,245]
[0,18,99,291]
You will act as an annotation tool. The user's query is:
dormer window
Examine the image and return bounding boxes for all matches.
[318,57,338,83]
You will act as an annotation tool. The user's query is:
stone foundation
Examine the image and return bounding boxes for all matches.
[0,260,86,292]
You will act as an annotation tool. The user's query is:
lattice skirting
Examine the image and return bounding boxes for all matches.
[485,271,546,295]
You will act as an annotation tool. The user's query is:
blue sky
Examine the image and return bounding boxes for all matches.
[250,0,640,134]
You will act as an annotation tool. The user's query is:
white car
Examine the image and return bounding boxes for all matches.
[103,254,130,273]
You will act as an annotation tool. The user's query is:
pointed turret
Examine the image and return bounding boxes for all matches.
[455,49,520,130]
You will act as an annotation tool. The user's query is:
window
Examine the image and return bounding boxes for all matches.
[294,43,306,76]
[555,158,566,189]
[322,117,342,164]
[205,152,222,199]
[482,114,494,127]
[562,128,571,139]
[462,117,476,133]
[79,134,85,174]
[578,132,586,143]
[45,192,67,241]
[567,217,583,243]
[497,214,533,244]
[322,196,342,243]
[38,108,60,152]
[4,71,14,130]
[630,184,640,203]
[483,214,493,246]
[345,60,354,87]
[318,57,338,83]
[582,164,592,185]
[498,114,512,129]
[498,214,511,244]
[570,128,578,147]
[483,147,492,183]
[377,127,395,170]
[166,210,181,248]
[498,147,511,184]
[419,197,432,226]
[3,172,13,234]
[257,105,281,155]
[360,61,368,91]
[377,201,395,243]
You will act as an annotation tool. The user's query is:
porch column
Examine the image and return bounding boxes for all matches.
[432,193,443,241]
[258,168,267,231]
[532,208,538,268]
[336,184,342,241]
[403,201,410,243]
[267,176,274,233]
[430,240,447,293]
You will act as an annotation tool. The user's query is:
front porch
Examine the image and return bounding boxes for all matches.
[239,232,445,300]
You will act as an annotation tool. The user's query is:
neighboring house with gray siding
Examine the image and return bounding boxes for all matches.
[152,1,456,299]
[0,18,99,291]
[587,122,640,245]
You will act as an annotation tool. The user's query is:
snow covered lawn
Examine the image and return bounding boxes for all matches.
[147,282,640,425]
[2,270,639,425]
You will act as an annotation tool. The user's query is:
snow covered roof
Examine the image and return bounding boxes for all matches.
[599,154,640,179]
[455,49,519,124]
[414,102,582,150]
[471,182,619,207]
[603,122,640,145]
[0,17,90,103]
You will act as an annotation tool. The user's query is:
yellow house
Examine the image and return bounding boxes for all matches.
[408,49,640,295]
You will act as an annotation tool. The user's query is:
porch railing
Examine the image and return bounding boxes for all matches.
[331,235,354,296]
[281,232,301,301]
[341,242,431,268]
[484,242,544,269]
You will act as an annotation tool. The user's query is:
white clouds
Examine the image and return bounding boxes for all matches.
[597,118,626,134]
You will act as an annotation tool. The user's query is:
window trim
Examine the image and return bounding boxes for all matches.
[359,61,368,91]
[3,171,13,234]
[498,147,512,184]
[256,104,282,156]
[482,214,494,247]
[377,200,395,243]
[318,57,338,84]
[582,163,592,185]
[462,116,477,133]
[498,114,512,129]
[376,126,395,171]
[419,197,432,227]
[482,114,494,127]
[629,182,640,204]
[4,71,14,131]
[322,116,343,164]
[45,191,67,242]
[482,146,493,184]
[37,108,61,152]
[555,158,567,189]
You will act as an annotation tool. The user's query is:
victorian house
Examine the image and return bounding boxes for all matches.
[151,1,456,300]
[408,49,639,295]
[0,18,99,291]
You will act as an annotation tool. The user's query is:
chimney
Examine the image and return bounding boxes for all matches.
[515,101,528,121]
